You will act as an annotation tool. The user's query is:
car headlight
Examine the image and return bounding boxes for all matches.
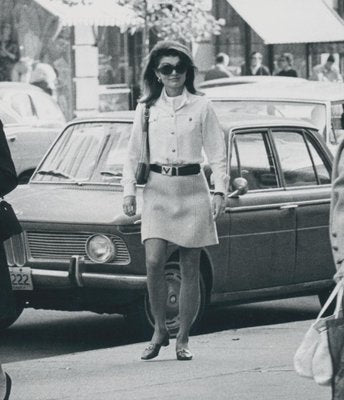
[85,234,116,263]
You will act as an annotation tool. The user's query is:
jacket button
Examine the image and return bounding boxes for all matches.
[172,149,176,152]
[332,232,337,237]
[171,132,175,135]
[333,245,339,251]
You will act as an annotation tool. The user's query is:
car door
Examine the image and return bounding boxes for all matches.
[271,128,334,283]
[226,128,296,292]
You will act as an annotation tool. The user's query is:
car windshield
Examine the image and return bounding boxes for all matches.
[32,121,132,184]
[212,101,326,136]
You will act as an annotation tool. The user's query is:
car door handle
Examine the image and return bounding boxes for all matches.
[280,204,298,210]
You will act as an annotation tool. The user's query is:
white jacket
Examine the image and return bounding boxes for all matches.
[122,88,228,197]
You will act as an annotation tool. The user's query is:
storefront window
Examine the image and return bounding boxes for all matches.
[97,27,128,85]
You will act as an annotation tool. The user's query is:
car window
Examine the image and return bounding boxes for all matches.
[305,135,331,184]
[0,108,18,125]
[33,121,132,184]
[272,130,330,187]
[31,92,65,123]
[230,131,278,191]
[10,93,35,118]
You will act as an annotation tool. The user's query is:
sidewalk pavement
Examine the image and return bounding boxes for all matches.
[4,320,331,400]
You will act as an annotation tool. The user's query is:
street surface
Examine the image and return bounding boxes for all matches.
[1,295,320,364]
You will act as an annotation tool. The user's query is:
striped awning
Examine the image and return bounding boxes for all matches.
[227,0,344,44]
[33,0,137,29]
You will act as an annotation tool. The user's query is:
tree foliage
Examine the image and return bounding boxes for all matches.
[117,0,225,42]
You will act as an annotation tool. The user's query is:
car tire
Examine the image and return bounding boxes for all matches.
[125,260,207,340]
[318,286,336,316]
[0,305,24,330]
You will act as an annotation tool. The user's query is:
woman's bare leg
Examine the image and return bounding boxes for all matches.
[176,247,201,350]
[145,238,168,343]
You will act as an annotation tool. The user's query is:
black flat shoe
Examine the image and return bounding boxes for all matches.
[176,348,193,361]
[4,373,12,400]
[141,333,170,360]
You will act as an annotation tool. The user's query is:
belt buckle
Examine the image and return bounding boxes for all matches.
[161,165,173,176]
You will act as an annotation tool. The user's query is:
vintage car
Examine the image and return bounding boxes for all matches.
[202,80,344,153]
[0,83,66,184]
[0,82,66,129]
[2,113,336,337]
[198,75,307,89]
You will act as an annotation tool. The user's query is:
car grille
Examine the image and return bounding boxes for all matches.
[25,231,130,264]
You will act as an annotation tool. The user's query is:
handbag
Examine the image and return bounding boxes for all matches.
[0,198,23,242]
[294,280,343,386]
[135,105,150,185]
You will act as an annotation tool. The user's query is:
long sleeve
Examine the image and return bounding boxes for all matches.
[0,120,17,197]
[121,103,145,197]
[201,100,229,194]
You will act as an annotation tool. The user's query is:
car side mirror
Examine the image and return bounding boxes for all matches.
[228,177,248,198]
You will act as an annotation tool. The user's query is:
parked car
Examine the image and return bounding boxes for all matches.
[0,82,65,128]
[198,75,307,89]
[2,113,336,337]
[202,80,344,153]
[0,83,66,183]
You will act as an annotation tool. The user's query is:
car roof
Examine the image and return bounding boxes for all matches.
[202,80,344,103]
[198,75,307,89]
[0,99,23,121]
[0,81,47,93]
[68,112,317,132]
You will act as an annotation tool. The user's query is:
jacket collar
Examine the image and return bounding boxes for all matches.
[157,87,190,111]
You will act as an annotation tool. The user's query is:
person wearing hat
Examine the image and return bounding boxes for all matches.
[122,40,228,361]
[311,54,343,82]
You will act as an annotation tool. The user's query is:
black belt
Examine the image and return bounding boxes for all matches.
[150,164,200,176]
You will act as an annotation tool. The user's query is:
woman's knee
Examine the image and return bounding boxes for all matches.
[180,249,200,281]
[146,254,165,273]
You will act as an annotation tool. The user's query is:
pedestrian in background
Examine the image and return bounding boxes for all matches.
[241,51,270,76]
[0,119,19,400]
[311,54,343,82]
[204,52,233,81]
[276,53,298,77]
[30,62,57,97]
[122,40,228,361]
[0,23,19,82]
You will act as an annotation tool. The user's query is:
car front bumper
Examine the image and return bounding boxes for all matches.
[10,255,147,291]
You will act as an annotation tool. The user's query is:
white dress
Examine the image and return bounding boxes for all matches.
[122,88,228,247]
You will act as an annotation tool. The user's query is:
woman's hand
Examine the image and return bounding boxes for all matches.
[212,193,226,221]
[334,261,344,283]
[123,195,136,216]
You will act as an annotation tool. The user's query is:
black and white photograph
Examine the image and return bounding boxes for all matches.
[1,0,344,399]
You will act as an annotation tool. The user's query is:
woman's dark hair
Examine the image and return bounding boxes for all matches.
[140,41,198,106]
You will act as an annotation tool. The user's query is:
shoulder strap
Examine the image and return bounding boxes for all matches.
[139,105,150,163]
[143,105,150,159]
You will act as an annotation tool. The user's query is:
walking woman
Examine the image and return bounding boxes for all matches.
[122,41,228,361]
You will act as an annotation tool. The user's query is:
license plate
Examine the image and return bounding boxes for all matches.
[9,267,33,291]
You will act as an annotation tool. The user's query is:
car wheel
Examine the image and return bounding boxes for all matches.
[318,286,336,316]
[125,261,207,339]
[0,305,24,330]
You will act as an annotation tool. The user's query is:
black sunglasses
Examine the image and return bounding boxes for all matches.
[157,63,188,76]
